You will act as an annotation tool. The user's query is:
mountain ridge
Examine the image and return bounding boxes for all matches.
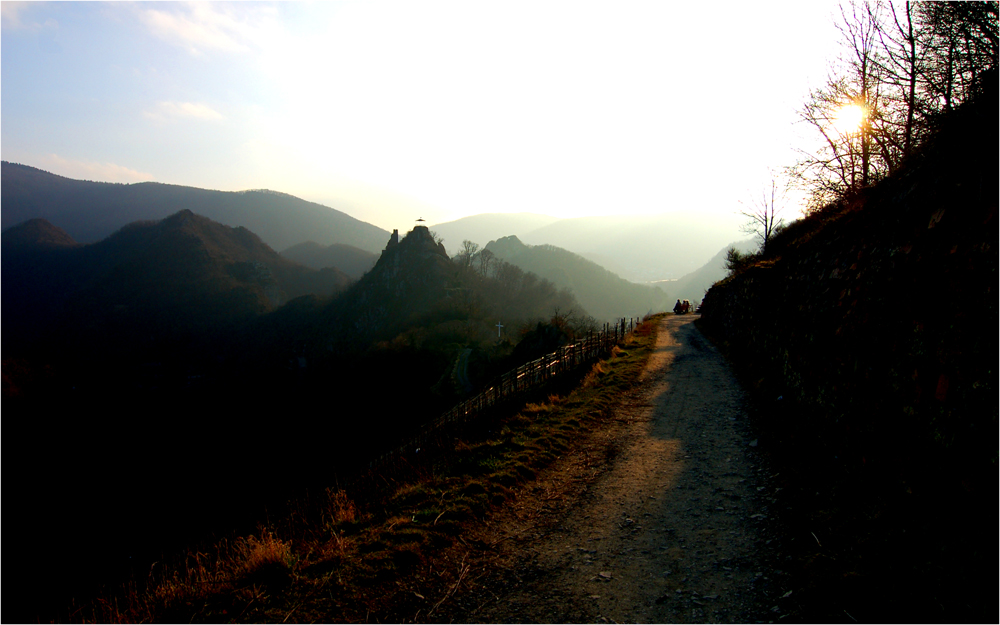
[484,235,668,322]
[1,161,390,253]
[1,210,352,360]
[430,211,739,283]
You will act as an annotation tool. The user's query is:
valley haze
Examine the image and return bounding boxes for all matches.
[1,2,845,237]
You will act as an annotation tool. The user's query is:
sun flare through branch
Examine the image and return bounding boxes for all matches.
[832,103,866,134]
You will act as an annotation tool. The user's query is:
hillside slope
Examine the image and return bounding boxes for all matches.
[311,227,583,350]
[2,210,351,361]
[485,235,668,321]
[699,82,996,622]
[1,162,389,252]
[519,213,736,282]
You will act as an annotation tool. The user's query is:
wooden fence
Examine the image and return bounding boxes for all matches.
[364,316,643,473]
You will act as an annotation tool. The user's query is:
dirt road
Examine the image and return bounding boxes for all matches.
[447,315,786,623]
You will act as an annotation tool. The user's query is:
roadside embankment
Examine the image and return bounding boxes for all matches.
[698,88,996,622]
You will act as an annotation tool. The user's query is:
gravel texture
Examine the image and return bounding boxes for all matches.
[436,315,786,624]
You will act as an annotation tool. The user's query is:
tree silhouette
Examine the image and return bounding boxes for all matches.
[790,0,997,209]
[791,1,890,208]
[740,175,785,253]
[454,240,480,268]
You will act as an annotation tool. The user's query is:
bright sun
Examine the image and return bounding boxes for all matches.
[833,103,866,134]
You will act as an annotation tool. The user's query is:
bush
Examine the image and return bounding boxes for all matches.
[724,247,757,275]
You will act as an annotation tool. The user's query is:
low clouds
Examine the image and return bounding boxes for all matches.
[39,154,155,183]
[145,101,225,122]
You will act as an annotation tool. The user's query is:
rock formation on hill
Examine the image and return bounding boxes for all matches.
[327,226,455,341]
[367,225,451,304]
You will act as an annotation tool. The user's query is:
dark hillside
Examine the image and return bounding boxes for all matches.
[262,227,588,430]
[1,220,84,349]
[311,227,584,351]
[2,210,351,363]
[698,81,997,622]
[1,161,389,252]
[4,224,598,622]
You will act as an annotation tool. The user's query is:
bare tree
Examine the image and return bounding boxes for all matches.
[916,1,998,111]
[474,248,495,278]
[454,239,480,268]
[739,175,786,253]
[491,259,525,293]
[875,1,997,156]
[790,1,900,208]
[789,1,996,210]
[877,1,926,156]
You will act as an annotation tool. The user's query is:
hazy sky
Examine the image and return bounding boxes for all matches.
[2,1,844,235]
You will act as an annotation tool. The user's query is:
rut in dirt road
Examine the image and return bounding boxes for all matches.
[471,315,784,623]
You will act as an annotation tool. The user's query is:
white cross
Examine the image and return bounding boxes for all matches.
[496,321,504,338]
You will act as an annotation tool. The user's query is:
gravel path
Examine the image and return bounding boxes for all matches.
[447,315,785,623]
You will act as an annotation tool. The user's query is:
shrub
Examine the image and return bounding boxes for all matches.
[232,531,295,587]
[724,247,757,275]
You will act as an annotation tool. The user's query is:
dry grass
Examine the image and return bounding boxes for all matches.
[322,486,357,526]
[231,531,295,582]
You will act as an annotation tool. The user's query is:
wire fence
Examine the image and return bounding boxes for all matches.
[364,316,643,474]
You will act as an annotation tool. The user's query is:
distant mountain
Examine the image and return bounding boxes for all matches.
[1,161,389,253]
[280,241,377,279]
[428,213,560,256]
[427,212,738,285]
[667,238,758,303]
[484,235,669,322]
[2,210,351,359]
[519,214,738,283]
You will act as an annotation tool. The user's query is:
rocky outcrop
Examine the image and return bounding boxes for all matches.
[340,225,453,337]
